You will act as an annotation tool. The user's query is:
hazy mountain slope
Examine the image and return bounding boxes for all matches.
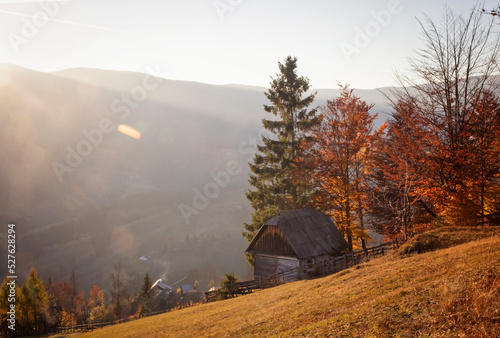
[0,64,393,292]
[56,67,393,124]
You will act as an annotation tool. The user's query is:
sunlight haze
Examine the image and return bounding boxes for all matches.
[0,0,494,89]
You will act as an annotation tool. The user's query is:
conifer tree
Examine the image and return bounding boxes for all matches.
[18,267,50,332]
[139,273,154,299]
[138,272,154,315]
[243,56,319,251]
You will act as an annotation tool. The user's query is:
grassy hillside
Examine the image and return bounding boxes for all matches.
[73,229,500,337]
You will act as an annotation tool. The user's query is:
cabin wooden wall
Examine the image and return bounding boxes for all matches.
[296,254,333,278]
[251,225,296,257]
[254,254,300,279]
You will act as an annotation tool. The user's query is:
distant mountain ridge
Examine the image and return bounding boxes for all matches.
[53,66,393,121]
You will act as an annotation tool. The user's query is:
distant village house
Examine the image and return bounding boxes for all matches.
[151,279,173,301]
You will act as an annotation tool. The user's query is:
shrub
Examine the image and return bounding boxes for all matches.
[216,273,239,300]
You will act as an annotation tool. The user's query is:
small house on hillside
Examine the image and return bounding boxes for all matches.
[151,279,173,300]
[245,208,349,280]
[181,284,194,293]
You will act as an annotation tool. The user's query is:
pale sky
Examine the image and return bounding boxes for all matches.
[0,0,498,89]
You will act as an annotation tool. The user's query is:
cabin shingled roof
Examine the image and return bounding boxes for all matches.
[245,208,349,259]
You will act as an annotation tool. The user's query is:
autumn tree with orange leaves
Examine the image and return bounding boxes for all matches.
[88,285,108,323]
[296,85,384,250]
[388,6,500,226]
[368,101,433,240]
[387,93,500,226]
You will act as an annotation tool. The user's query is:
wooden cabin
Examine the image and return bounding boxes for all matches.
[151,279,173,301]
[245,208,349,280]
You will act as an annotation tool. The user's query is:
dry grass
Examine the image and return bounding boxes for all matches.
[394,226,498,257]
[70,231,499,337]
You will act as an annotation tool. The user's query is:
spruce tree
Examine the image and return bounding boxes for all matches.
[138,272,154,314]
[243,56,319,250]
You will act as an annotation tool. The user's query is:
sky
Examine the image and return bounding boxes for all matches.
[0,0,499,90]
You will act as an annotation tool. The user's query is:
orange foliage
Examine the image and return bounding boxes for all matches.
[295,85,384,249]
[389,92,500,226]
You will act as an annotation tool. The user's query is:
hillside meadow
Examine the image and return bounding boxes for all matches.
[52,228,500,337]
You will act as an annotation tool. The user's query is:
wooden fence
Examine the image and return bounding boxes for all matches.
[23,242,399,335]
[205,241,399,302]
[45,304,195,335]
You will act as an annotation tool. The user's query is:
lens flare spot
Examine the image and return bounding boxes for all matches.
[111,227,134,254]
[118,124,141,140]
